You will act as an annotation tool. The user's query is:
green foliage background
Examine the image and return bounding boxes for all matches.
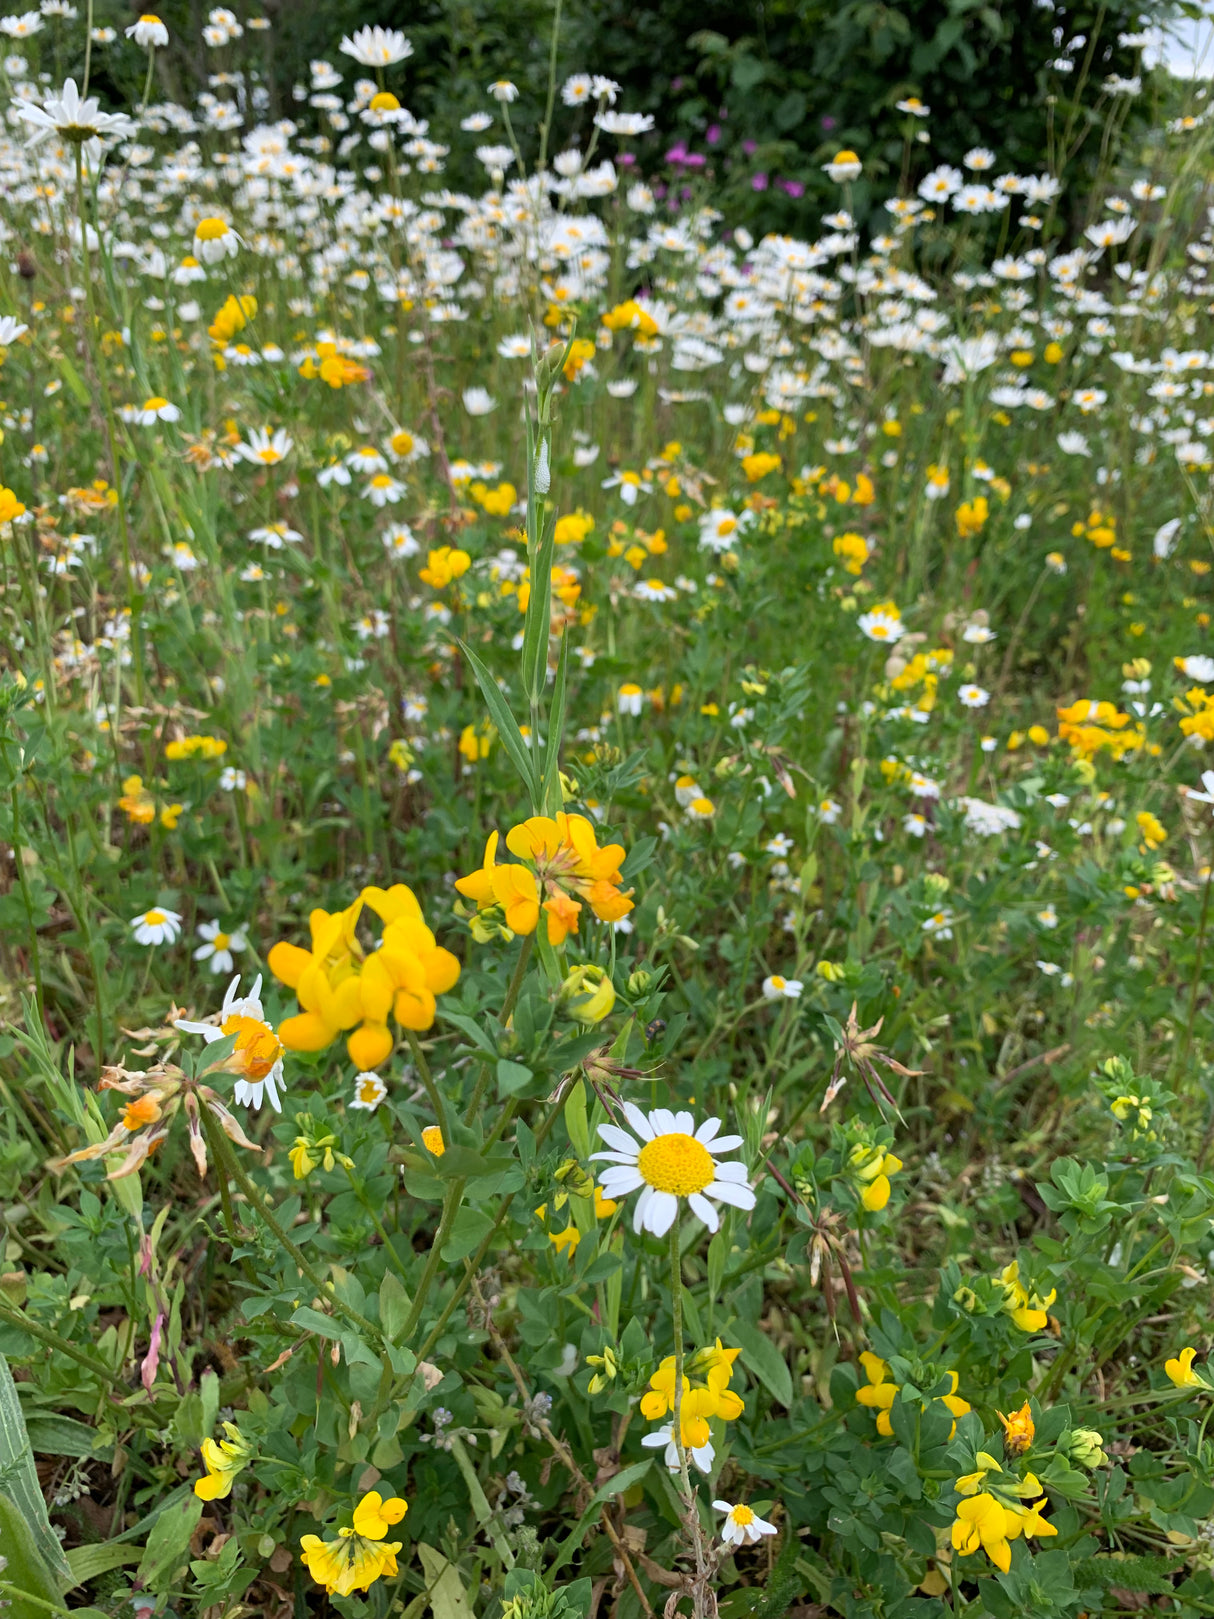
[131,0,1167,224]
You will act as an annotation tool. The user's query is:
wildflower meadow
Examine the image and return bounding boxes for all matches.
[5,4,1214,1618]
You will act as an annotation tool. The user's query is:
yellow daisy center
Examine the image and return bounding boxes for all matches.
[731,1504,755,1526]
[144,909,166,925]
[195,218,229,240]
[637,1132,714,1196]
[212,931,230,950]
[143,396,168,411]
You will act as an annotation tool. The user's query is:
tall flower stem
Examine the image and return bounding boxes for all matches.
[668,1224,715,1619]
[1183,854,1212,1076]
[205,1113,383,1347]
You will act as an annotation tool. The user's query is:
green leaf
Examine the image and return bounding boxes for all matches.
[540,626,571,816]
[458,640,537,804]
[547,1460,652,1577]
[23,1415,105,1459]
[441,1206,495,1263]
[53,350,90,406]
[379,1271,411,1342]
[564,1077,591,1161]
[521,504,558,708]
[289,1305,342,1338]
[65,1541,144,1588]
[417,1543,476,1619]
[136,1494,203,1588]
[730,1318,793,1407]
[0,1355,72,1583]
[432,1145,515,1178]
[0,1491,65,1618]
[439,1011,499,1055]
[496,1059,534,1098]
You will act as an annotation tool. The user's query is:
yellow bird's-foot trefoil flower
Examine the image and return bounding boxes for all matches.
[299,1491,408,1597]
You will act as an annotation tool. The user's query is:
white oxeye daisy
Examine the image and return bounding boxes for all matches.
[762,975,803,1000]
[350,1071,388,1111]
[903,812,928,837]
[176,975,286,1112]
[130,907,182,946]
[589,1102,755,1236]
[136,395,180,425]
[192,217,242,264]
[857,607,905,643]
[339,25,412,66]
[194,918,248,975]
[235,427,293,466]
[382,523,418,559]
[958,684,990,708]
[126,13,168,47]
[714,1500,778,1547]
[462,386,497,416]
[962,624,996,644]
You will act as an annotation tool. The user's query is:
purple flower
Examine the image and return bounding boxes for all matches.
[671,76,684,91]
[706,123,722,145]
[779,178,805,198]
[752,172,769,190]
[665,142,689,164]
[619,150,636,166]
[684,151,706,168]
[821,115,837,131]
[742,139,757,156]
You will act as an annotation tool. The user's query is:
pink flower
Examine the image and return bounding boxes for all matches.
[141,1312,164,1391]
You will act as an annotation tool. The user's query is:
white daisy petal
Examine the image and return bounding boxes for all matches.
[707,1180,756,1209]
[688,1191,719,1230]
[644,1190,680,1236]
[706,1134,744,1154]
[710,1159,751,1181]
[598,1124,642,1154]
[649,1107,679,1136]
[622,1101,655,1140]
[695,1117,723,1144]
[598,1167,644,1195]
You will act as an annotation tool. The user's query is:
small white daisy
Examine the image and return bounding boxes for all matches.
[714,1500,778,1547]
[590,1103,755,1236]
[130,907,182,946]
[193,918,248,975]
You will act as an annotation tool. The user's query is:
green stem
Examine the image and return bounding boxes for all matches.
[206,1114,383,1347]
[405,1028,450,1145]
[401,1179,467,1343]
[342,1162,412,1286]
[0,1296,122,1386]
[463,934,533,1124]
[1182,861,1212,1075]
[0,744,43,1017]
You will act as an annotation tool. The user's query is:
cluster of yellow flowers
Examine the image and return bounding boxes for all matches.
[950,1451,1055,1572]
[996,1261,1057,1332]
[847,1142,904,1210]
[641,1341,744,1462]
[456,812,633,946]
[856,1351,970,1437]
[165,733,228,761]
[117,773,183,829]
[268,885,460,1070]
[1176,687,1214,744]
[1056,699,1144,761]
